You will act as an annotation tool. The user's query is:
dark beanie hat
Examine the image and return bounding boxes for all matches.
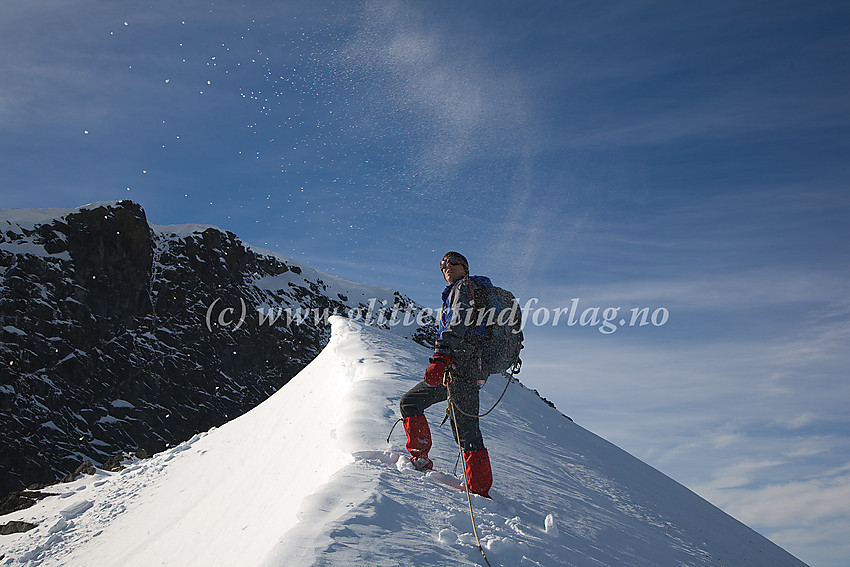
[442,251,469,270]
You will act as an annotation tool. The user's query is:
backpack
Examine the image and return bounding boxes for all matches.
[470,281,524,376]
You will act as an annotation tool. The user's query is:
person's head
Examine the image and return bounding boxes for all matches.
[440,251,468,283]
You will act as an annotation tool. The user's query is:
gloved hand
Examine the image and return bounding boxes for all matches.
[424,353,452,386]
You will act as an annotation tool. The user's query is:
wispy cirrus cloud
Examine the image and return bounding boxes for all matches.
[333,0,536,176]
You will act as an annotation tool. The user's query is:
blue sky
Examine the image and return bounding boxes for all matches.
[2,1,848,564]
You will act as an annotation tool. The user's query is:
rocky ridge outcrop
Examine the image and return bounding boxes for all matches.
[0,200,435,495]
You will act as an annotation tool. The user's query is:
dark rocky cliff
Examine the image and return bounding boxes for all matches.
[0,201,435,495]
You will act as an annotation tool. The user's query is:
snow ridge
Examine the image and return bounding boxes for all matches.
[0,317,808,566]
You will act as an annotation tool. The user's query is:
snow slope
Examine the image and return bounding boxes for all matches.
[0,317,808,566]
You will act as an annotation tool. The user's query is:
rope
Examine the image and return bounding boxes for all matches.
[448,383,493,567]
[389,367,514,441]
[445,369,513,419]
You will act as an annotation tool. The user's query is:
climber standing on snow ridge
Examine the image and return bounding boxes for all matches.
[399,251,493,498]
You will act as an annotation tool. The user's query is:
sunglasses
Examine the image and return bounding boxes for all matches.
[440,257,466,269]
